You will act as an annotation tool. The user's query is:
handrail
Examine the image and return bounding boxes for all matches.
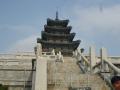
[73,50,91,73]
[98,72,114,90]
[92,59,120,90]
[73,50,90,66]
[104,59,120,74]
[74,48,120,90]
[92,61,101,69]
[93,59,120,75]
[80,54,91,66]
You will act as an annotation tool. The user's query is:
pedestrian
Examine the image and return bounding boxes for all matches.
[111,76,120,90]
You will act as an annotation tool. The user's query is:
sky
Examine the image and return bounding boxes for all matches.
[0,0,120,56]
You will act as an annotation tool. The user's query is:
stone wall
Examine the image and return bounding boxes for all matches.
[0,53,119,90]
[0,53,35,90]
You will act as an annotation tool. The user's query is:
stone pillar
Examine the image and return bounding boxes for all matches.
[100,47,108,72]
[52,49,55,55]
[32,43,47,90]
[34,57,47,90]
[36,43,42,57]
[100,47,107,61]
[89,46,96,72]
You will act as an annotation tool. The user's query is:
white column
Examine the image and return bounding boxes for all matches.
[89,46,96,73]
[100,47,107,61]
[36,43,42,57]
[32,43,47,90]
[52,49,55,55]
[34,57,47,90]
[100,47,108,72]
[89,46,96,68]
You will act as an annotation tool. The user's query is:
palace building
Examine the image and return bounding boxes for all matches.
[37,12,80,55]
[0,13,119,90]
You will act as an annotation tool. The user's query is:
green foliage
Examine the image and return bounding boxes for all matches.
[0,84,8,90]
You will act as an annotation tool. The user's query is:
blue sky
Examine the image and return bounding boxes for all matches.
[0,0,120,56]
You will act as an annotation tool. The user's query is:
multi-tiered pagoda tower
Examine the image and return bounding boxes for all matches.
[37,12,80,55]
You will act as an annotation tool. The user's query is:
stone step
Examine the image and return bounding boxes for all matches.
[47,57,111,90]
[48,74,111,90]
[48,58,81,73]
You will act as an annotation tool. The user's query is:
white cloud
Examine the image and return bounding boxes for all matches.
[5,4,120,55]
[73,5,120,33]
[71,4,120,55]
[7,35,38,53]
[0,25,36,33]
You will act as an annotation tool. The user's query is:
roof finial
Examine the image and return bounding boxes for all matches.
[56,11,58,20]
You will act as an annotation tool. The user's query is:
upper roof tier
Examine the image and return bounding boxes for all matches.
[47,18,69,27]
[37,38,80,50]
[44,25,72,33]
[41,31,75,41]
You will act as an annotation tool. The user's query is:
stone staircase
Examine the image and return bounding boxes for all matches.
[47,57,111,90]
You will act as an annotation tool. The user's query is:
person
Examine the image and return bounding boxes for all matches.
[111,75,120,90]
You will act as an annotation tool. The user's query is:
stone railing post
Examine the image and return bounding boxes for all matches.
[89,46,96,73]
[51,49,55,55]
[32,43,47,90]
[56,51,64,62]
[100,47,108,72]
[36,43,42,57]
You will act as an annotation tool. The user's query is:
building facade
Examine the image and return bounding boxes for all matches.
[0,14,119,90]
[37,12,80,55]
